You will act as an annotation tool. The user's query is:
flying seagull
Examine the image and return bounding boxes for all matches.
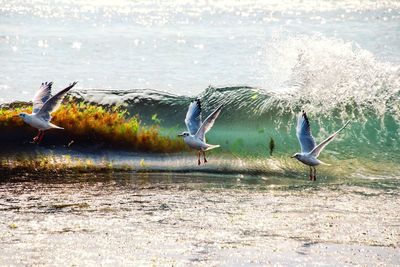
[291,110,349,181]
[18,81,78,144]
[178,98,222,165]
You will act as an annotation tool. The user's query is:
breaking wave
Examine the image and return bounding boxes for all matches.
[1,36,399,178]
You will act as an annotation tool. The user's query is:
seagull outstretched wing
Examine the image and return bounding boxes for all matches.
[33,82,53,113]
[195,105,222,141]
[37,82,77,121]
[185,98,202,135]
[309,121,350,158]
[296,111,316,153]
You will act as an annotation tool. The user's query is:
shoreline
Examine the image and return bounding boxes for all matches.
[1,178,398,266]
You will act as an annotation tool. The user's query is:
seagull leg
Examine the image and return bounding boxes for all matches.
[38,130,45,143]
[309,166,313,180]
[197,151,201,165]
[313,167,317,181]
[202,151,207,163]
[32,130,41,143]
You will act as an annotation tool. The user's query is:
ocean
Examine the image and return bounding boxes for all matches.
[0,1,399,265]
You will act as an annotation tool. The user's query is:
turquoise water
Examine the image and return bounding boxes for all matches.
[72,85,400,167]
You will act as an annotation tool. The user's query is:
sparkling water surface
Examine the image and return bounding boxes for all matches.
[1,0,399,102]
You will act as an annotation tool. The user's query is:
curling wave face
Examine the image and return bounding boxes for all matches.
[69,35,400,161]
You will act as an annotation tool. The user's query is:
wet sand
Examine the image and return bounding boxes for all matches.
[0,173,399,266]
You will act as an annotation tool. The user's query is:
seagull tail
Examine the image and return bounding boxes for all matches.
[50,123,64,130]
[204,144,220,151]
[319,160,331,166]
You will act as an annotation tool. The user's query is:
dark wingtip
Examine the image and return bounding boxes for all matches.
[41,82,53,88]
[70,81,78,88]
[61,81,78,93]
[193,98,201,109]
[302,110,311,126]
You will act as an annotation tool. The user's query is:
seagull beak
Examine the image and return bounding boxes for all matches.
[177,134,183,137]
[290,155,295,158]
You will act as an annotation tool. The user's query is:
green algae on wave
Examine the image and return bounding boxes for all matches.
[0,100,186,152]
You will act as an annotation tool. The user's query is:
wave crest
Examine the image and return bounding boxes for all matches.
[260,36,400,120]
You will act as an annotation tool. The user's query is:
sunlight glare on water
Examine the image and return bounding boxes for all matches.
[0,0,399,103]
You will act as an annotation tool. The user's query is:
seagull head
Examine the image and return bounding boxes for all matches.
[177,131,190,137]
[291,153,300,159]
[17,112,29,121]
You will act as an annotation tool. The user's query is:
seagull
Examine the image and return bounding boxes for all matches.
[291,110,350,181]
[178,98,222,165]
[17,81,78,144]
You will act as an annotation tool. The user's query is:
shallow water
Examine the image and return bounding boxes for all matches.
[0,172,399,266]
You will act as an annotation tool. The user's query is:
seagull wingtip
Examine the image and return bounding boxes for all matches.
[69,81,78,88]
